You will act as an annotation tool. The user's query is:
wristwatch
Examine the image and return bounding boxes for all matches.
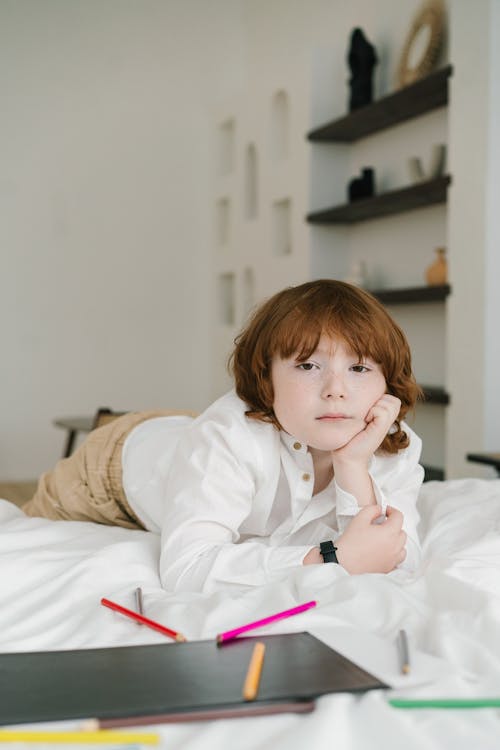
[319,540,339,564]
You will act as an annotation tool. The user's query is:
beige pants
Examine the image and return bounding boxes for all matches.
[23,410,181,529]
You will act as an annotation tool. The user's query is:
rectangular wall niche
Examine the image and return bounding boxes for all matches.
[218,119,235,176]
[218,272,236,325]
[216,198,231,248]
[272,198,292,256]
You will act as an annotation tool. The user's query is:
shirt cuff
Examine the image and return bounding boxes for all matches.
[335,477,388,515]
[265,545,318,573]
[369,476,388,514]
[334,480,361,516]
[335,477,389,535]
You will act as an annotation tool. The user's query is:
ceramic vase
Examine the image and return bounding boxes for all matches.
[425,247,447,286]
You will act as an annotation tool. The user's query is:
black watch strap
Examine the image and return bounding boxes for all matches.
[320,540,339,564]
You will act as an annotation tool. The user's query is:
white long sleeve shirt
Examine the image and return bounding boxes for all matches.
[123,390,424,593]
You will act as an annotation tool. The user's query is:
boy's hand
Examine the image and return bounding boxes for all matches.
[334,505,406,573]
[332,394,401,468]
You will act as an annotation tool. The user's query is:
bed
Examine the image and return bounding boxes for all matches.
[1,477,500,749]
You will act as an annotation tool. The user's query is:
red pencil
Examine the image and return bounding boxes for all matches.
[101,597,186,642]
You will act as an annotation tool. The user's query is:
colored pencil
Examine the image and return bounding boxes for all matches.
[242,642,266,701]
[398,629,410,674]
[0,728,158,744]
[216,600,317,643]
[389,697,500,709]
[101,597,186,642]
[135,586,144,616]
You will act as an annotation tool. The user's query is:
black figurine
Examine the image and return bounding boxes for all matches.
[348,28,378,111]
[348,168,375,202]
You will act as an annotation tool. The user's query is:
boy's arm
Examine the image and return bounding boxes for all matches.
[332,426,424,573]
[159,415,315,593]
[331,393,401,506]
[322,393,423,573]
[303,505,407,573]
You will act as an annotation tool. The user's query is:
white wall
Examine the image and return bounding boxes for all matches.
[484,0,500,452]
[446,0,500,477]
[0,0,245,477]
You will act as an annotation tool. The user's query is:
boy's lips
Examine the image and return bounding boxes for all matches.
[316,413,349,421]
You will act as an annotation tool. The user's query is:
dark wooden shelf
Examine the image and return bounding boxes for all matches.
[306,175,451,225]
[420,386,450,405]
[466,452,500,475]
[372,284,451,305]
[307,65,453,143]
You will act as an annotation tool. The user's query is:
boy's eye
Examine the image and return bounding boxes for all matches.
[351,364,370,373]
[297,362,317,371]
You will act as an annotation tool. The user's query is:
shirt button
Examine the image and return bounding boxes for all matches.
[302,473,311,482]
[293,442,302,450]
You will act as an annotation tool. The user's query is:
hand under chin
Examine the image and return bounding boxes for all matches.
[329,420,367,452]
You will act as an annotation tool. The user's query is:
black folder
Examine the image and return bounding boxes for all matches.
[0,632,386,726]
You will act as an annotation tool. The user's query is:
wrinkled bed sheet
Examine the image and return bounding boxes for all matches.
[1,478,500,749]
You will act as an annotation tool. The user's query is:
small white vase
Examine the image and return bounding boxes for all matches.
[345,260,368,287]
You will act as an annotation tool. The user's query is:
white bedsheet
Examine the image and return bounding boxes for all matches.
[1,478,500,749]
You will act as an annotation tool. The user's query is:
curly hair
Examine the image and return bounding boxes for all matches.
[229,279,422,454]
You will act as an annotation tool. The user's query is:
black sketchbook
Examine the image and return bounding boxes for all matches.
[0,632,386,726]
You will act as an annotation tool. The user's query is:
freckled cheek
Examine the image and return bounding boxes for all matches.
[363,374,386,395]
[349,380,375,397]
[354,381,386,419]
[274,380,315,421]
[286,381,316,405]
[273,381,299,416]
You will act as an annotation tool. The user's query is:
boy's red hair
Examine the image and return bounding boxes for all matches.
[230,279,422,453]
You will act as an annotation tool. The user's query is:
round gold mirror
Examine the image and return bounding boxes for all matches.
[396,0,445,88]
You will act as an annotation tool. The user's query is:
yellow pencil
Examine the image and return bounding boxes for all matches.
[242,641,266,701]
[0,729,159,744]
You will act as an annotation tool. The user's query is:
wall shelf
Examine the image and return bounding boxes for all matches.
[307,64,453,475]
[306,175,451,224]
[372,284,451,304]
[420,385,450,405]
[307,65,453,143]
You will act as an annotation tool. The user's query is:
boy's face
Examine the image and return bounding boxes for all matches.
[271,336,387,453]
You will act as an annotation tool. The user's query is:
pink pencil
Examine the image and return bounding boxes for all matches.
[101,597,187,642]
[216,600,317,644]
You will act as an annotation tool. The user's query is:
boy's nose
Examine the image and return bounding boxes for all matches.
[321,373,345,399]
